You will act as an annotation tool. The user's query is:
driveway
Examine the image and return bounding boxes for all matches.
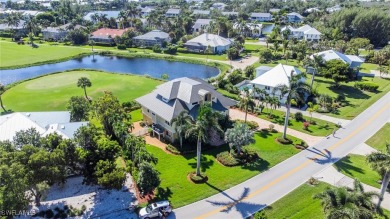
[170,92,390,219]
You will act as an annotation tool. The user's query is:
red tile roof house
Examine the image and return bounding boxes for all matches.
[89,28,130,44]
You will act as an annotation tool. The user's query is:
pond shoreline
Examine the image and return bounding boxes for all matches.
[1,52,228,86]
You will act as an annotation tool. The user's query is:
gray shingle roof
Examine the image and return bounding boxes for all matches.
[193,10,210,15]
[133,30,170,41]
[251,12,272,17]
[136,77,236,121]
[166,8,181,14]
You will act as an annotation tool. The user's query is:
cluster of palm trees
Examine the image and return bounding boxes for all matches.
[171,103,223,176]
[315,180,380,219]
[238,68,310,140]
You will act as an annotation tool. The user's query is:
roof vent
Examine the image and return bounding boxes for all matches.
[61,125,65,129]
[26,113,31,117]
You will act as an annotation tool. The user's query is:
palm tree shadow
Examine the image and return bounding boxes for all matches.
[306,148,339,165]
[205,185,267,218]
[334,156,364,175]
[187,155,214,172]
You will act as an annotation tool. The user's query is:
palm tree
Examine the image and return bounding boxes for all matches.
[239,87,256,123]
[253,87,267,114]
[314,180,379,219]
[269,96,281,118]
[88,40,95,52]
[367,143,390,209]
[6,12,22,40]
[276,67,311,139]
[306,55,324,88]
[265,36,273,49]
[185,103,222,176]
[377,66,389,78]
[0,83,7,112]
[24,15,38,45]
[171,111,192,148]
[282,40,289,55]
[77,77,92,100]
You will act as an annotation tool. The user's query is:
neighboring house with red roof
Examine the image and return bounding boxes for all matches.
[89,28,129,44]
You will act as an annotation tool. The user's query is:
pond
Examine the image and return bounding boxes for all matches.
[0,55,220,85]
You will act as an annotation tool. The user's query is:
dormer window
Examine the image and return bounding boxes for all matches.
[162,97,169,103]
[192,102,198,105]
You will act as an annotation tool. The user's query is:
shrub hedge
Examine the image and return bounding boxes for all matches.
[216,151,242,166]
[189,172,208,183]
[166,144,181,155]
[276,136,293,144]
[355,81,379,92]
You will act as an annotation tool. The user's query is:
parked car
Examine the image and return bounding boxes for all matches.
[139,200,172,219]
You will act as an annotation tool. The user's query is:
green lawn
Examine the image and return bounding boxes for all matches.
[261,181,390,219]
[366,123,390,152]
[258,109,336,136]
[149,130,302,208]
[130,109,143,122]
[262,182,329,219]
[309,75,390,119]
[334,154,382,189]
[0,41,90,68]
[360,62,379,73]
[244,43,267,54]
[2,71,162,111]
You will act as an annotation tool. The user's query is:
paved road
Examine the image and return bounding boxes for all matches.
[170,92,390,219]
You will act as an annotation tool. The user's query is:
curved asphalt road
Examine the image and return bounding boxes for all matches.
[169,92,390,219]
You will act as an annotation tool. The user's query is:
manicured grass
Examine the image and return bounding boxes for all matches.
[258,109,336,136]
[262,181,390,218]
[217,88,239,100]
[0,41,90,68]
[360,62,379,73]
[334,154,382,189]
[308,75,390,119]
[366,123,390,152]
[149,130,302,208]
[262,182,329,219]
[2,71,162,111]
[130,109,143,122]
[251,59,305,72]
[244,43,267,53]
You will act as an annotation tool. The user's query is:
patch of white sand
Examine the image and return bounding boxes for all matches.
[21,174,138,219]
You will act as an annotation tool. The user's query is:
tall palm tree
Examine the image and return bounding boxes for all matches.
[171,111,192,148]
[276,67,311,139]
[185,103,222,176]
[0,83,7,112]
[314,180,379,219]
[77,77,92,100]
[367,143,390,209]
[24,15,38,45]
[6,12,22,40]
[239,87,256,123]
[306,55,324,88]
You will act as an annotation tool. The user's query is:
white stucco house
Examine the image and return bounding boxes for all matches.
[237,64,304,104]
[281,24,321,41]
[184,33,232,54]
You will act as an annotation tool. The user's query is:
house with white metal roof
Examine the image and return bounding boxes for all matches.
[0,111,88,142]
[238,64,304,103]
[250,12,272,22]
[281,24,321,41]
[42,23,85,41]
[192,10,210,17]
[135,77,236,143]
[184,33,232,54]
[311,50,364,68]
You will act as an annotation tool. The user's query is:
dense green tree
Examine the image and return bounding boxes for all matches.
[225,123,254,154]
[95,160,126,190]
[123,135,157,169]
[227,69,245,85]
[185,103,223,176]
[367,143,390,209]
[244,66,255,79]
[67,96,90,122]
[323,60,352,87]
[67,28,88,45]
[137,162,160,195]
[13,128,41,148]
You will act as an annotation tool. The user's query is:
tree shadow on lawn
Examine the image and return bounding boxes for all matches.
[306,148,340,165]
[153,187,173,203]
[187,155,215,172]
[205,186,267,218]
[328,84,371,100]
[333,155,364,176]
